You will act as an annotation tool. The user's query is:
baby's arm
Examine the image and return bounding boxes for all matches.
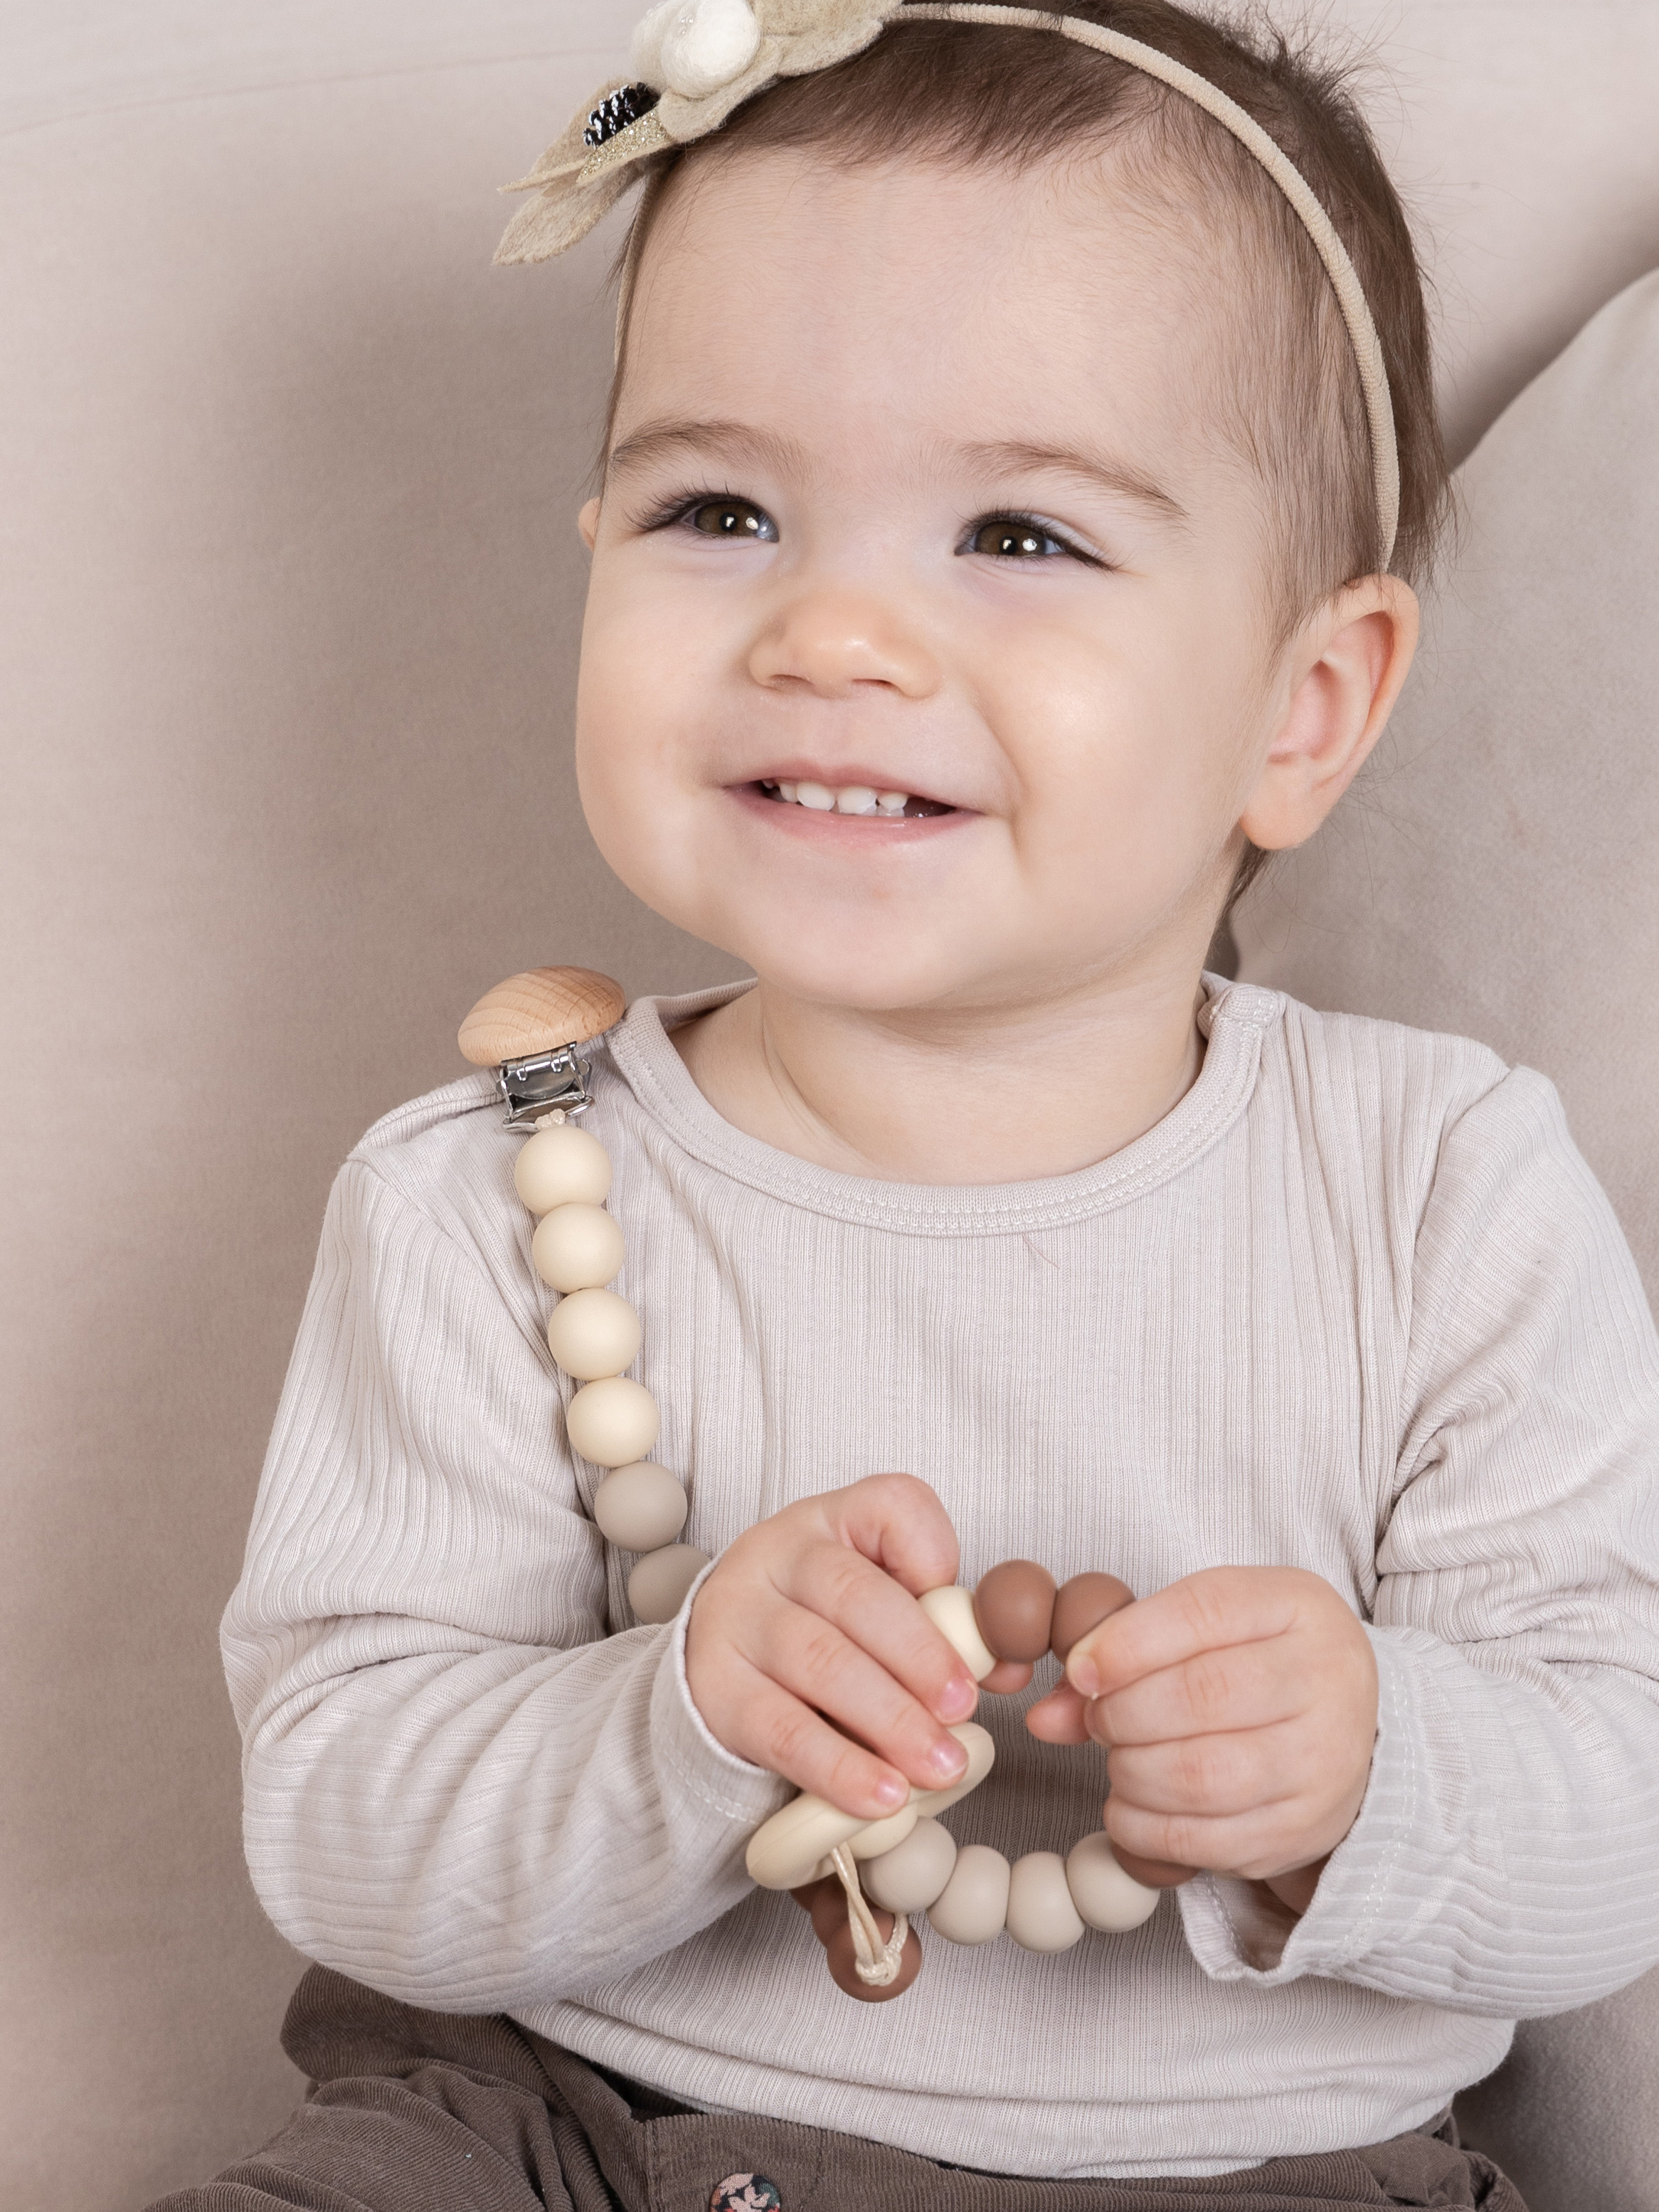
[1067,1067,1659,2011]
[225,1153,802,2013]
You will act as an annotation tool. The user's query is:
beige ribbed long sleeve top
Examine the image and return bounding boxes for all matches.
[224,978,1659,2179]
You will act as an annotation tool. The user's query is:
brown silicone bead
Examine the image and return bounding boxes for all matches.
[973,1560,1058,1663]
[1049,1572,1135,1661]
[793,1875,923,2001]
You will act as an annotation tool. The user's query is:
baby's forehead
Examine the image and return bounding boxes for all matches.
[625,144,1256,469]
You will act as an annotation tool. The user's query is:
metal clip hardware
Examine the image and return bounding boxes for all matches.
[496,1043,594,1128]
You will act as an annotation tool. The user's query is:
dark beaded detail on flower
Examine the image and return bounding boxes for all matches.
[583,84,664,149]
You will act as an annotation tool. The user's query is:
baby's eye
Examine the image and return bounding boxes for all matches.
[966,518,1069,559]
[686,497,778,542]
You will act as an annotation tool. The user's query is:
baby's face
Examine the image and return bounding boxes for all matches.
[578,149,1305,1012]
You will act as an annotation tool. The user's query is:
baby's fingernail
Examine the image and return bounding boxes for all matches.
[926,1736,968,1782]
[1069,1656,1101,1698]
[938,1674,976,1721]
[872,1772,907,1809]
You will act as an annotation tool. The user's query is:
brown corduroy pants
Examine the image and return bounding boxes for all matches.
[147,1966,1526,2212]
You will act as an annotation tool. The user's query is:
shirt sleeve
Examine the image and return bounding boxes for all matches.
[222,1154,787,2013]
[1179,1065,1659,2013]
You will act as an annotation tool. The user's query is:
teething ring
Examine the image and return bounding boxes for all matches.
[749,1562,1185,2000]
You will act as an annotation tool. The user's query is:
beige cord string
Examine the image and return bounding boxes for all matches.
[830,1843,911,1986]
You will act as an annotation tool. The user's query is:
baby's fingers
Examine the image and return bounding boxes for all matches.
[724,1666,918,1814]
[1024,1680,1091,1743]
[821,1472,961,1599]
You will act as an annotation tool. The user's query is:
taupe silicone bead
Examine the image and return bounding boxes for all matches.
[566,1376,659,1467]
[627,1542,710,1624]
[861,1816,958,1915]
[926,1844,1011,1944]
[592,1462,687,1552]
[1064,1831,1161,1932]
[531,1202,625,1293]
[546,1287,642,1381]
[1005,1851,1086,1953]
[973,1559,1057,1663]
[514,1123,613,1214]
[918,1585,997,1682]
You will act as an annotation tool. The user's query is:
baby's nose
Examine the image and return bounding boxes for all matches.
[748,590,939,699]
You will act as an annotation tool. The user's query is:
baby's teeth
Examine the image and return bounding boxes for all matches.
[876,790,908,815]
[835,786,879,815]
[777,781,797,801]
[795,782,835,810]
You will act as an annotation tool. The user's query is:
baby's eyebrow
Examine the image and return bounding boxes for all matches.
[953,439,1187,523]
[606,418,812,485]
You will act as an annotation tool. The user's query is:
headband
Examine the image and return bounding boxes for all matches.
[497,0,1400,566]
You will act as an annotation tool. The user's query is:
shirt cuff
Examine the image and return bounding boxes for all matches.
[1177,1625,1459,1984]
[649,1556,793,1843]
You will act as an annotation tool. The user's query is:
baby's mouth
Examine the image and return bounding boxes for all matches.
[754,778,955,819]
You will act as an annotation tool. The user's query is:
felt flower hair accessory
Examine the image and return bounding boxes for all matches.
[494,0,891,268]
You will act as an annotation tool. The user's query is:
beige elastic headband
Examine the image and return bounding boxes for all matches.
[497,0,1400,566]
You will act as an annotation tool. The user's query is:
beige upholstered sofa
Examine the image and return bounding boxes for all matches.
[4,5,1657,2207]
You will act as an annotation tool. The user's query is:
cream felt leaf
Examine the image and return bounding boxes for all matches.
[494,0,892,267]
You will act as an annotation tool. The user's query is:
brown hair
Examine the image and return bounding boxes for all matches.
[608,0,1449,904]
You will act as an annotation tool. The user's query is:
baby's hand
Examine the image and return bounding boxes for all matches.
[1026,1567,1377,1912]
[684,1474,979,1819]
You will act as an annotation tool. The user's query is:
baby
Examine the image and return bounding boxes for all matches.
[155,4,1659,2209]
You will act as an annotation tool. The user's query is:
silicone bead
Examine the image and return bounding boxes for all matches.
[748,1795,876,1890]
[1065,1831,1161,1932]
[862,1816,958,1914]
[918,1585,997,1683]
[795,1805,921,1883]
[627,1543,710,1624]
[532,1202,625,1293]
[746,1722,992,1892]
[973,1560,1057,1663]
[566,1377,660,1467]
[1050,1571,1135,1661]
[514,1123,613,1214]
[593,1462,687,1552]
[1005,1851,1086,1952]
[926,1844,1011,1944]
[546,1287,642,1380]
[847,1804,920,1862]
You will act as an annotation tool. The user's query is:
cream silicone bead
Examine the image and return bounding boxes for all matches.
[514,1123,613,1214]
[593,1462,688,1552]
[746,1722,991,1890]
[627,1542,711,1625]
[566,1376,659,1466]
[1005,1851,1086,1953]
[926,1844,1011,1944]
[532,1202,625,1293]
[546,1287,642,1381]
[918,1585,997,1683]
[861,1816,957,1915]
[1065,1831,1161,1933]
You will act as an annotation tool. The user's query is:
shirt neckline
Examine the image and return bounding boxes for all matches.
[601,975,1283,1237]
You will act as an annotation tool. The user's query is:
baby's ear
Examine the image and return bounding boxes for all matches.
[578,497,602,550]
[1239,576,1419,853]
